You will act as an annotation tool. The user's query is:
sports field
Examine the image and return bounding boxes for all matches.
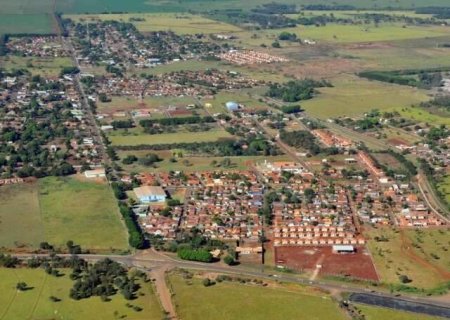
[300,75,429,119]
[168,271,347,320]
[109,127,233,146]
[38,176,128,251]
[0,268,162,320]
[66,13,242,35]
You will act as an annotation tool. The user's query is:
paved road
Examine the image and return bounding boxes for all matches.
[13,251,450,310]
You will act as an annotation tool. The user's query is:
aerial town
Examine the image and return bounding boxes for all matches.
[0,1,449,319]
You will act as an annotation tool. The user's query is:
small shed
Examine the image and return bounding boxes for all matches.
[226,101,239,112]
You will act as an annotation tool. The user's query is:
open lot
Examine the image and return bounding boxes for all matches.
[355,303,446,320]
[392,106,450,126]
[38,176,128,251]
[301,75,429,119]
[367,227,449,289]
[274,246,379,281]
[98,96,198,114]
[437,175,450,205]
[0,268,162,320]
[109,127,233,146]
[66,13,242,35]
[0,182,43,249]
[168,271,347,320]
[0,56,73,77]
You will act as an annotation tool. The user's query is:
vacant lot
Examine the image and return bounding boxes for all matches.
[0,268,162,320]
[38,176,128,251]
[168,271,347,320]
[97,96,198,114]
[109,127,233,146]
[0,56,73,77]
[355,304,446,320]
[0,14,54,35]
[393,106,450,126]
[367,227,449,289]
[437,175,450,205]
[0,182,43,248]
[301,75,428,119]
[66,13,242,34]
[274,246,379,281]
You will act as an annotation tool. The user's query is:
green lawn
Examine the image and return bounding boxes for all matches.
[301,75,429,119]
[0,56,74,77]
[168,272,347,320]
[109,127,233,146]
[38,176,128,251]
[355,304,446,320]
[0,183,43,248]
[0,14,54,35]
[0,268,162,320]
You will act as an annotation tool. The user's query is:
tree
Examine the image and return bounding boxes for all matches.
[223,255,236,266]
[16,282,28,291]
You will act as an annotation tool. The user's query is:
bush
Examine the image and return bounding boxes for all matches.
[223,255,236,266]
[177,248,213,262]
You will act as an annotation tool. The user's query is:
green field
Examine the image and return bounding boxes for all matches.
[118,150,291,173]
[109,127,233,146]
[393,106,450,126]
[0,183,43,248]
[0,14,54,35]
[0,56,73,77]
[66,13,242,34]
[367,227,448,289]
[438,175,450,205]
[301,75,429,119]
[168,271,347,320]
[98,96,199,114]
[0,268,162,320]
[355,304,446,320]
[38,176,128,251]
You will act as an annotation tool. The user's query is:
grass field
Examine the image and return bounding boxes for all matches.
[301,75,429,119]
[437,175,450,205]
[0,268,162,320]
[118,150,291,173]
[66,13,242,35]
[392,106,450,126]
[355,304,446,320]
[38,176,128,251]
[0,56,73,77]
[109,127,233,146]
[367,227,448,289]
[168,271,347,320]
[0,14,54,35]
[0,183,43,248]
[98,96,198,114]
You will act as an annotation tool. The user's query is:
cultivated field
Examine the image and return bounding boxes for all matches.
[38,176,128,251]
[301,75,429,119]
[66,13,242,35]
[0,182,43,248]
[108,127,233,146]
[168,271,347,320]
[355,304,446,320]
[367,227,449,289]
[0,268,163,320]
[0,14,54,35]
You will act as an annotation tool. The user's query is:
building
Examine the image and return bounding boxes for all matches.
[84,168,106,178]
[332,245,355,254]
[226,101,239,112]
[134,186,166,203]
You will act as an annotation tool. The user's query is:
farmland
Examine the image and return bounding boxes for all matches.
[168,271,347,320]
[38,176,128,251]
[0,268,163,320]
[0,14,54,35]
